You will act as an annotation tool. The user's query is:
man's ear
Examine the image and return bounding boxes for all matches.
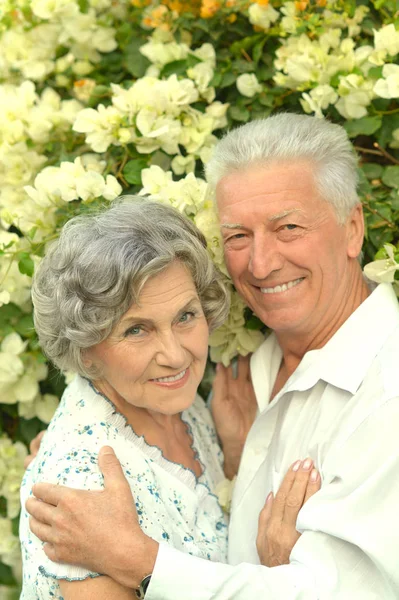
[346,203,364,259]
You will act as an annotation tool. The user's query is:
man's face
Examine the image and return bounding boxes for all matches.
[216,160,363,337]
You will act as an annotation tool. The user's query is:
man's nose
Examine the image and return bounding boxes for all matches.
[155,331,186,368]
[248,234,284,280]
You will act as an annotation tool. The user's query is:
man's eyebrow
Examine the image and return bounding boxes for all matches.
[269,208,302,222]
[221,223,245,230]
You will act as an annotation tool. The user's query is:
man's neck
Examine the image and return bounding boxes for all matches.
[273,273,371,392]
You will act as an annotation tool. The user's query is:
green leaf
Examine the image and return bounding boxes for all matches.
[220,71,236,89]
[377,114,399,147]
[186,53,202,68]
[160,59,189,78]
[209,71,222,87]
[382,166,399,189]
[0,562,16,586]
[245,314,264,331]
[229,105,250,122]
[122,159,149,185]
[361,163,383,180]
[18,254,34,277]
[343,115,382,138]
[124,39,150,79]
[253,38,266,65]
[14,314,35,338]
[230,34,262,58]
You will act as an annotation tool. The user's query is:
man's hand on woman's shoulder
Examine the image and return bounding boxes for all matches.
[26,446,158,589]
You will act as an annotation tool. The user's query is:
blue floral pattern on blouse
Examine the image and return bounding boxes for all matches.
[20,375,227,599]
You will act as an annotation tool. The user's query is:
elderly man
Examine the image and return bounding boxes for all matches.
[27,114,399,599]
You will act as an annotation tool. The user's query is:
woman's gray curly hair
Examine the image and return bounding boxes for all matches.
[32,196,230,378]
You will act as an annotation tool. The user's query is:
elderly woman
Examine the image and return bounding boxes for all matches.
[20,197,231,600]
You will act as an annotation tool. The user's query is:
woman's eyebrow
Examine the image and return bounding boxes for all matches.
[119,297,201,327]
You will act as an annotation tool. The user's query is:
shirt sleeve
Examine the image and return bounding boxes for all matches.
[145,397,399,600]
[22,441,105,582]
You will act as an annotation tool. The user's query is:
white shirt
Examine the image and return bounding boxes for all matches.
[148,283,399,599]
[20,376,227,600]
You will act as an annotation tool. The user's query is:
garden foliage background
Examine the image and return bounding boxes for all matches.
[0,0,399,595]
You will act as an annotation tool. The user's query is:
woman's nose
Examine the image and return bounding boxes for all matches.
[155,331,186,368]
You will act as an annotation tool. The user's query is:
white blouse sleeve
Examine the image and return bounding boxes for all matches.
[20,440,105,583]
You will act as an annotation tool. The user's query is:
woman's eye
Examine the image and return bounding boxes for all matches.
[125,325,143,337]
[178,311,195,323]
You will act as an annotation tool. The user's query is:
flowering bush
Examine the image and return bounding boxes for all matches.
[0,0,398,588]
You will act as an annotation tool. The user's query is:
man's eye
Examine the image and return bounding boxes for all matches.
[227,233,246,241]
[284,224,298,230]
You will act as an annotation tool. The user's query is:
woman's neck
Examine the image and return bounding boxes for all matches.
[91,380,202,476]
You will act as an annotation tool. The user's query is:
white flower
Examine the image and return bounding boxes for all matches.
[300,85,338,118]
[335,74,374,119]
[0,291,10,307]
[209,290,264,366]
[0,515,22,574]
[194,200,226,273]
[140,40,189,67]
[18,393,59,423]
[236,73,262,98]
[73,78,96,102]
[374,24,399,57]
[171,155,196,175]
[374,64,399,99]
[248,3,279,30]
[140,165,173,196]
[1,333,27,357]
[192,43,216,67]
[363,244,399,284]
[31,0,79,20]
[215,476,236,514]
[73,104,122,152]
[187,62,214,97]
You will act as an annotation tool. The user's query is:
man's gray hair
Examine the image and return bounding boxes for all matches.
[32,196,229,378]
[206,113,359,223]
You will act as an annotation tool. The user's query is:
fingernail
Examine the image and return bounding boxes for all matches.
[310,469,319,483]
[266,491,274,503]
[302,458,313,471]
[292,460,301,472]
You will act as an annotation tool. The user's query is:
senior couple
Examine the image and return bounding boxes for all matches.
[22,113,399,599]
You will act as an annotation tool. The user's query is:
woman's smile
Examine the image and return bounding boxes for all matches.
[150,367,190,388]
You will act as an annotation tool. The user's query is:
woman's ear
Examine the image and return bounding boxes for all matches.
[346,203,365,259]
[81,349,93,369]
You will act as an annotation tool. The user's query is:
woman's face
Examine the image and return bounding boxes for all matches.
[85,262,210,415]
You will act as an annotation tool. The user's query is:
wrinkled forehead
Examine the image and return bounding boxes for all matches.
[215,160,320,214]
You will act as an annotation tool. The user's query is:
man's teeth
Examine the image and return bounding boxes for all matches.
[260,277,304,294]
[153,369,187,383]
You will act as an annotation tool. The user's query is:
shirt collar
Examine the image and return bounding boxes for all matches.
[252,283,399,404]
